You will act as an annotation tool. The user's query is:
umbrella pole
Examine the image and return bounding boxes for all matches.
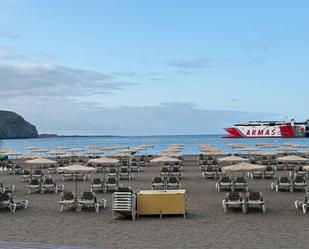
[75,174,78,204]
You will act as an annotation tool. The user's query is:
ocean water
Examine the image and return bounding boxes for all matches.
[2,135,309,155]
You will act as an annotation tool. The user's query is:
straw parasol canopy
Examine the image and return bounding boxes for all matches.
[222,162,266,173]
[68,148,84,152]
[218,156,249,164]
[57,164,96,174]
[55,146,69,150]
[227,143,246,149]
[150,156,181,164]
[159,152,183,158]
[84,149,104,157]
[25,157,57,166]
[239,147,259,153]
[256,143,277,149]
[57,165,96,200]
[277,146,297,152]
[276,155,308,163]
[26,147,39,151]
[88,157,119,165]
[87,145,102,149]
[107,153,132,158]
[20,154,41,160]
[32,148,49,153]
[47,150,66,156]
[206,152,229,158]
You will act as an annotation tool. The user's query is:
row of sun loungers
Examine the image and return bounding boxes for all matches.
[222,192,266,213]
[271,175,307,192]
[27,178,64,194]
[216,176,248,192]
[152,176,181,190]
[160,166,182,178]
[90,177,121,192]
[59,191,106,213]
[0,193,28,213]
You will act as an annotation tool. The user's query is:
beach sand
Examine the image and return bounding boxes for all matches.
[0,156,307,249]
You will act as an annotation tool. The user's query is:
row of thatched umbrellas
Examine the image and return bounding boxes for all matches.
[199,143,309,174]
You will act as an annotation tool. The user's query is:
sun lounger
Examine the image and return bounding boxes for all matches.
[112,187,136,220]
[152,177,165,190]
[41,178,61,194]
[0,182,15,194]
[90,178,104,192]
[275,162,285,171]
[233,176,248,192]
[13,165,23,175]
[244,192,266,213]
[264,166,275,179]
[222,192,245,213]
[170,166,182,178]
[203,166,216,179]
[160,166,170,177]
[130,162,141,173]
[216,176,233,192]
[271,176,292,192]
[62,173,74,181]
[295,193,309,214]
[27,179,41,194]
[77,192,106,213]
[107,167,118,177]
[59,192,76,212]
[0,193,28,213]
[291,175,307,192]
[119,167,133,180]
[33,169,43,179]
[104,177,119,192]
[21,169,31,182]
[166,176,180,189]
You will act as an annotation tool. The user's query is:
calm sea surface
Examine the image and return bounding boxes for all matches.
[2,135,309,155]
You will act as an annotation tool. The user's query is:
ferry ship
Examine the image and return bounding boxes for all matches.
[224,119,309,138]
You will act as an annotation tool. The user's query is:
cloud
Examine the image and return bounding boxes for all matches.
[169,57,214,70]
[0,29,19,39]
[0,63,135,98]
[1,101,280,135]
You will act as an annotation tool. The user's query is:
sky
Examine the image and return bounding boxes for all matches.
[0,0,308,135]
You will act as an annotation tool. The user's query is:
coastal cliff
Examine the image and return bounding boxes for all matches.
[0,111,38,139]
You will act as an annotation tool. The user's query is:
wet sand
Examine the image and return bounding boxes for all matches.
[0,156,307,249]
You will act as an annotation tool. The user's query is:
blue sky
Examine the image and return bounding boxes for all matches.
[0,1,308,135]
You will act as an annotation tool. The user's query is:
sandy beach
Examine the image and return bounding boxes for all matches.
[0,155,308,249]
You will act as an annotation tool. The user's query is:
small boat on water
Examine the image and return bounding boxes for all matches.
[224,119,309,138]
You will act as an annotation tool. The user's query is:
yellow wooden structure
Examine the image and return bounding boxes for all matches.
[137,190,186,218]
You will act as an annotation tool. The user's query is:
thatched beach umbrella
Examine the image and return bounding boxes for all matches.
[84,149,104,157]
[150,156,181,164]
[32,148,49,153]
[277,146,297,153]
[55,146,69,150]
[57,165,96,202]
[276,155,308,163]
[25,157,57,180]
[222,162,266,173]
[88,157,119,165]
[26,147,39,151]
[25,157,57,166]
[47,150,66,157]
[107,153,132,158]
[218,156,249,165]
[20,154,41,160]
